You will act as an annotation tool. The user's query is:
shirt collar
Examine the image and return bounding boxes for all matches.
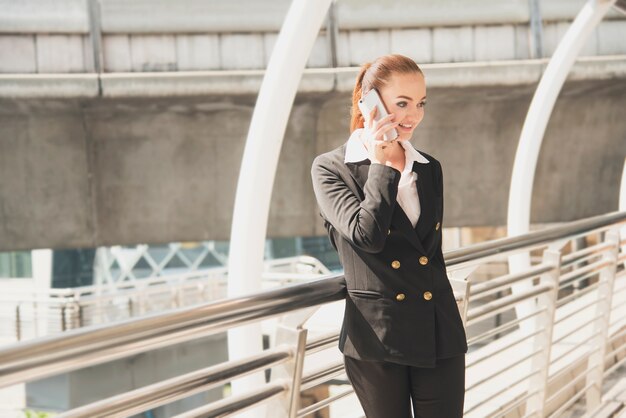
[344,128,430,165]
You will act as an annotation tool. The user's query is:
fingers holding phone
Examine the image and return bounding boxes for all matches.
[367,108,399,142]
[361,107,399,164]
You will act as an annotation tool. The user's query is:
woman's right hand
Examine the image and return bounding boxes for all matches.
[362,107,400,165]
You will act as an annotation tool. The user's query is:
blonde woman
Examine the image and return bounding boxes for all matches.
[311,54,467,417]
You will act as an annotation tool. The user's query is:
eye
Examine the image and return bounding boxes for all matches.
[417,101,427,108]
[396,101,407,108]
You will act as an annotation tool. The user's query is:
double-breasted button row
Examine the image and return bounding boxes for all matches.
[390,257,428,268]
[395,292,433,301]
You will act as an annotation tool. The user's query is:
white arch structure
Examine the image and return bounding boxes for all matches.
[226,0,333,411]
[508,0,621,321]
[227,0,625,409]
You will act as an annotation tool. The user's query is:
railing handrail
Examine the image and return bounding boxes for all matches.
[0,276,346,388]
[444,211,626,267]
[0,211,623,389]
[60,344,295,418]
[57,333,339,418]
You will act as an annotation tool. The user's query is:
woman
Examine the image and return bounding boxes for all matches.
[310,54,468,417]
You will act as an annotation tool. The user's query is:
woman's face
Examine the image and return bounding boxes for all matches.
[379,72,427,141]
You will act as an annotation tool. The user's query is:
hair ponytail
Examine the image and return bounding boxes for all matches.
[350,62,371,133]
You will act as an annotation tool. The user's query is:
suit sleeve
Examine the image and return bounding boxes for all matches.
[311,156,401,253]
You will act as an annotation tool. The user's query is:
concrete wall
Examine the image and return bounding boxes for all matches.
[2,20,626,73]
[1,0,625,73]
[0,76,624,251]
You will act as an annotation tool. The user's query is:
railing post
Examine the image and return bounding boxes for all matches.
[450,275,471,328]
[175,287,183,309]
[584,229,619,408]
[267,325,309,418]
[525,249,561,417]
[450,266,477,329]
[60,304,67,332]
[33,300,39,337]
[63,299,83,331]
[128,297,134,317]
[266,306,318,418]
[288,328,308,418]
[15,304,21,341]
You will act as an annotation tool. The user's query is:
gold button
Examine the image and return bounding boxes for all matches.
[423,291,433,301]
[419,256,429,265]
[435,222,441,231]
[396,293,406,301]
[391,260,401,269]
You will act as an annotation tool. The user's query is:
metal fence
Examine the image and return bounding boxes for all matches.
[0,256,330,342]
[0,212,624,417]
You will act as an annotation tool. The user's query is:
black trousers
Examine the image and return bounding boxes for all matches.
[343,354,465,418]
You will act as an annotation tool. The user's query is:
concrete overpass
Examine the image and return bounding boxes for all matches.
[0,0,625,251]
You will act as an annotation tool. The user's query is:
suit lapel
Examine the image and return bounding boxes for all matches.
[345,159,426,254]
[391,204,426,253]
[412,161,436,242]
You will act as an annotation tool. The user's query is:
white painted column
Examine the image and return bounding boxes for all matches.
[31,249,53,337]
[507,0,616,323]
[226,0,333,416]
[0,250,45,411]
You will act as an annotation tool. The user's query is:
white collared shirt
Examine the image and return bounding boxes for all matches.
[344,128,430,227]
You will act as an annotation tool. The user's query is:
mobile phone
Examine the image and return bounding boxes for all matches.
[358,89,398,142]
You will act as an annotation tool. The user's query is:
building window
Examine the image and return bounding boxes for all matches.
[0,251,33,278]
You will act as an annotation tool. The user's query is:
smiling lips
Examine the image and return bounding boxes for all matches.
[398,123,413,131]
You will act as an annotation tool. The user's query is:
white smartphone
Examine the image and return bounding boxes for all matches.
[358,89,398,142]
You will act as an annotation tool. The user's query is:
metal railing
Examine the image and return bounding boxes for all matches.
[0,211,624,417]
[0,256,330,342]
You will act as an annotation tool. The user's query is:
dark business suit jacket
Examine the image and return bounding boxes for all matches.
[311,142,468,368]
